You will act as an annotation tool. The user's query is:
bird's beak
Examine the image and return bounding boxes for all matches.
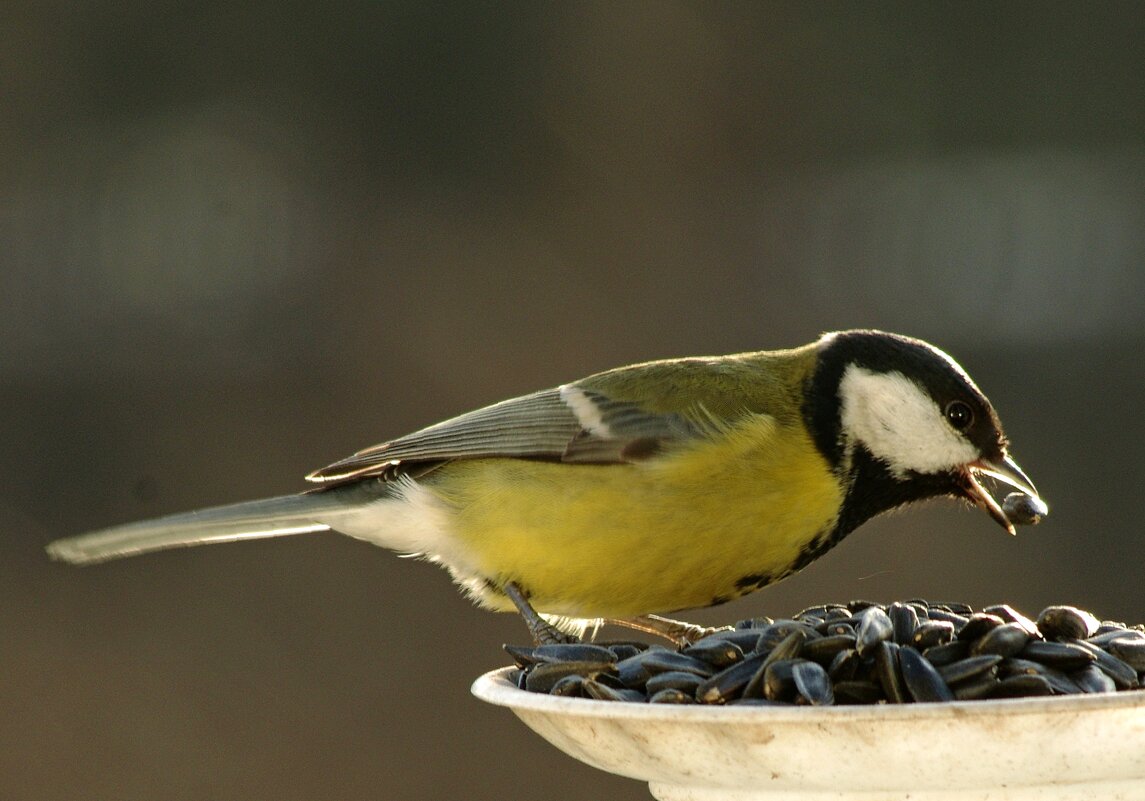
[962,453,1045,536]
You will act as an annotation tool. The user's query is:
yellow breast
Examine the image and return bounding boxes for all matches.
[426,415,843,618]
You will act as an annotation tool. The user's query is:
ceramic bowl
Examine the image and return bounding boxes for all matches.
[473,667,1145,801]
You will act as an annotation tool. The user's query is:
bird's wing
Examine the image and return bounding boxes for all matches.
[305,384,713,485]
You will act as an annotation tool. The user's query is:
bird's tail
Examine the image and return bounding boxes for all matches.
[46,482,390,565]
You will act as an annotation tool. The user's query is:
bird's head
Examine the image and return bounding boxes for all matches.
[808,330,1046,535]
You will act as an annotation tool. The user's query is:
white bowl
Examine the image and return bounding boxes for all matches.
[473,667,1145,801]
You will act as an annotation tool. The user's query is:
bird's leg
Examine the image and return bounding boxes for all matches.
[607,614,732,646]
[503,581,580,645]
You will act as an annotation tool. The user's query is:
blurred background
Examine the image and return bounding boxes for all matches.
[3,3,1144,799]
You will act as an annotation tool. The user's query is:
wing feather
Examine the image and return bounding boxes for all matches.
[305,385,707,484]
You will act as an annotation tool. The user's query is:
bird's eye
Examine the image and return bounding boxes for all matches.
[944,400,974,430]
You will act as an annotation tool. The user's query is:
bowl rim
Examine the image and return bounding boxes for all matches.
[472,665,1145,722]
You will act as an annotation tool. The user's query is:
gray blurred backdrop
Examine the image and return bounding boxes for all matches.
[4,3,1144,800]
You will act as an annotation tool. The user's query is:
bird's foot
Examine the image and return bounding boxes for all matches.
[503,581,581,645]
[529,619,581,645]
[607,614,732,646]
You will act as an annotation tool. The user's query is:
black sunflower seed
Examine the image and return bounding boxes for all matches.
[911,620,956,650]
[695,651,769,704]
[1071,665,1117,694]
[1107,637,1145,672]
[889,602,920,645]
[645,671,704,696]
[509,599,1145,707]
[922,640,969,667]
[989,674,1054,698]
[970,623,1031,658]
[938,654,1003,685]
[874,641,908,704]
[833,680,883,704]
[1018,641,1096,671]
[803,634,857,664]
[899,646,954,703]
[957,613,1006,642]
[792,660,834,705]
[682,640,745,669]
[1037,605,1099,641]
[648,687,695,704]
[856,607,895,658]
[981,604,1040,638]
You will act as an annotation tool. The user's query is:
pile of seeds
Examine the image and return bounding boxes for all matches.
[505,601,1145,705]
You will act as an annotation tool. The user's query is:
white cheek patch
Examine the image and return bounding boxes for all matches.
[560,384,613,438]
[840,365,979,476]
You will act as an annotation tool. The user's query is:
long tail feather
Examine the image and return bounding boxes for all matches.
[46,483,385,565]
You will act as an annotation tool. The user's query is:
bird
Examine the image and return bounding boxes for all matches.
[47,329,1046,644]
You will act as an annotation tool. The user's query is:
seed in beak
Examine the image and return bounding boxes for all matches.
[1002,492,1048,527]
[960,470,1016,535]
[963,454,1047,536]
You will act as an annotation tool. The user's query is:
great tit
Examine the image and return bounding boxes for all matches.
[47,330,1046,643]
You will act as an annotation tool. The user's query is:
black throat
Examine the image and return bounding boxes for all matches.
[833,447,960,537]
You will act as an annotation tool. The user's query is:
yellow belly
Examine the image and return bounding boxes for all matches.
[425,415,843,618]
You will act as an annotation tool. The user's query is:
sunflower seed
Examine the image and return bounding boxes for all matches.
[525,660,616,693]
[911,620,956,650]
[648,687,695,704]
[549,675,586,697]
[690,630,765,652]
[856,607,895,658]
[645,671,704,696]
[1019,640,1096,671]
[1072,640,1140,689]
[874,641,908,704]
[957,613,1005,642]
[1037,605,1099,641]
[952,672,1000,701]
[682,640,745,669]
[582,679,645,702]
[899,646,954,702]
[1107,637,1145,671]
[1072,665,1117,694]
[1001,492,1047,526]
[889,602,921,645]
[833,680,883,704]
[511,599,1145,706]
[989,674,1054,698]
[939,654,1003,685]
[923,640,969,666]
[695,651,769,704]
[970,623,1031,657]
[762,659,800,702]
[981,604,1040,638]
[827,648,862,682]
[803,634,857,664]
[792,660,835,705]
[505,642,619,667]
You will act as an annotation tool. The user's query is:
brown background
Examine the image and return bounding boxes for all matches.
[3,4,1144,800]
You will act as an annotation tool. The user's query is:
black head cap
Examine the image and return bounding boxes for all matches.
[803,330,1041,536]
